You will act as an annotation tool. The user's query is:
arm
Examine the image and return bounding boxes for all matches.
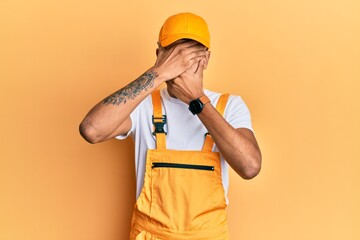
[198,104,261,179]
[166,52,261,179]
[79,69,163,143]
[79,41,208,144]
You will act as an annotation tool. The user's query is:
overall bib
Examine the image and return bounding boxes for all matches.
[130,90,230,240]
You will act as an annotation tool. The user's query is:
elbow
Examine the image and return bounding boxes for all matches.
[242,165,261,180]
[242,155,262,180]
[79,121,102,144]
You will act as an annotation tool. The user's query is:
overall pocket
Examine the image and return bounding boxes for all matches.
[152,162,214,171]
[149,151,226,231]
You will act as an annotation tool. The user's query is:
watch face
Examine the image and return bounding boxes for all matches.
[189,99,203,114]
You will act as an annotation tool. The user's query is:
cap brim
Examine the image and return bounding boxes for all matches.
[160,34,210,49]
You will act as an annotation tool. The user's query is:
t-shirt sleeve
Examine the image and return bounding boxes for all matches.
[114,106,139,140]
[224,95,253,132]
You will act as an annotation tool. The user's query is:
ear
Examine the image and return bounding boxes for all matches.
[156,41,166,57]
[203,51,211,70]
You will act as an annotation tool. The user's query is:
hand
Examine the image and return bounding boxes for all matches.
[153,41,208,82]
[166,51,210,104]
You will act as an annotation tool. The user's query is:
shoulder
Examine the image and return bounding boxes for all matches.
[205,88,253,129]
[204,89,247,110]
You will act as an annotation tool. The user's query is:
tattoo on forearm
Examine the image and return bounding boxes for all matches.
[103,70,158,105]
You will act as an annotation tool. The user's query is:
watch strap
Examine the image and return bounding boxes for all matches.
[199,95,210,105]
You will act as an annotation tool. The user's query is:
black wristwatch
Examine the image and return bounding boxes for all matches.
[188,95,210,115]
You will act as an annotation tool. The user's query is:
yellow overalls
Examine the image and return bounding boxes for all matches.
[130,90,230,240]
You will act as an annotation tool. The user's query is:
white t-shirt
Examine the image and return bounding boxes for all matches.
[116,88,253,204]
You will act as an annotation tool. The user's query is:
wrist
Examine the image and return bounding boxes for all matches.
[150,66,169,84]
[146,68,166,89]
[188,89,205,103]
[188,95,210,115]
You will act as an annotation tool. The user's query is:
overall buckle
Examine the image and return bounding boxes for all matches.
[152,115,167,135]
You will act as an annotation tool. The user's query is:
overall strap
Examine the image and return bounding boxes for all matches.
[202,94,230,152]
[151,90,166,150]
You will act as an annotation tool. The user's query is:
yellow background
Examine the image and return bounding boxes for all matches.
[1,0,359,239]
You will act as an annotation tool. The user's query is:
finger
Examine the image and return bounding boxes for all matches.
[187,49,208,61]
[184,57,205,73]
[185,44,207,54]
[205,51,210,60]
[169,41,204,53]
[186,60,200,74]
[176,40,201,49]
[193,57,206,74]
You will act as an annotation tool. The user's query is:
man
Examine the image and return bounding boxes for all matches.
[80,12,261,240]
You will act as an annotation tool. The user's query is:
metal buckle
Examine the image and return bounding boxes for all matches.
[152,115,167,135]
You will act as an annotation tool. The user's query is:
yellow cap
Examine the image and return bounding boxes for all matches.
[158,12,210,48]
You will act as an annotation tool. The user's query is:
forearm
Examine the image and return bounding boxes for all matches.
[79,68,164,143]
[79,41,208,143]
[197,103,262,179]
